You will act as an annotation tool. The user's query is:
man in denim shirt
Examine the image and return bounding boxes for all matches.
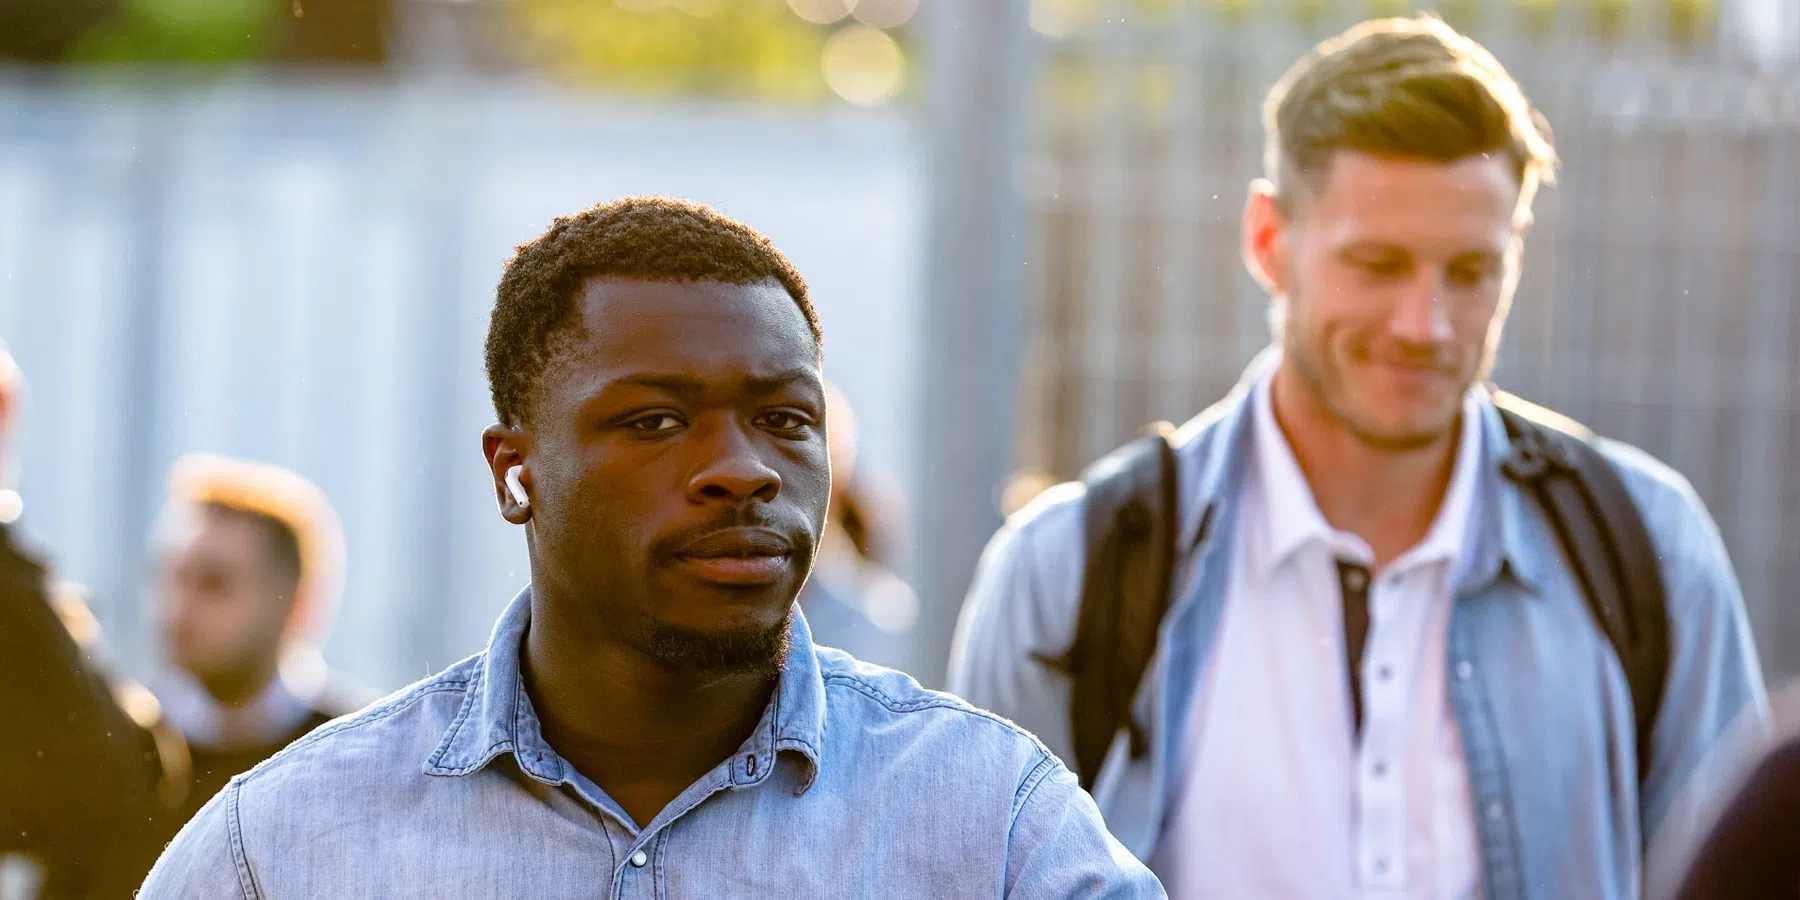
[950,16,1767,900]
[140,197,1161,899]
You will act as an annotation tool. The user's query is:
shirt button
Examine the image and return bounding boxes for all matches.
[1456,661,1474,681]
[1372,761,1388,778]
[1486,802,1505,822]
[1377,664,1393,682]
[1374,857,1390,875]
[1345,569,1368,592]
[630,850,649,868]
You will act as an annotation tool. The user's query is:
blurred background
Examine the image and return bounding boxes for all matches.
[1,0,1796,696]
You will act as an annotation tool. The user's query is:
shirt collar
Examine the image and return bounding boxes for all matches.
[1246,367,1342,579]
[1243,357,1485,582]
[424,586,826,795]
[1466,389,1550,593]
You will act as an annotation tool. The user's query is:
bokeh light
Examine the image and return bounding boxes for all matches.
[788,0,854,26]
[850,0,918,30]
[821,24,905,106]
[1030,0,1077,39]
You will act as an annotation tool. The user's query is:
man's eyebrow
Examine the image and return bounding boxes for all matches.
[1337,241,1407,256]
[602,369,822,396]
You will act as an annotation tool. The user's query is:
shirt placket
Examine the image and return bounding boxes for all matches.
[612,833,658,900]
[606,749,776,900]
[1356,566,1409,898]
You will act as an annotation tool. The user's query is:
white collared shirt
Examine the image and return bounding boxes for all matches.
[157,648,329,750]
[1148,367,1486,900]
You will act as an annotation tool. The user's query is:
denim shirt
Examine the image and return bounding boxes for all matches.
[139,590,1164,900]
[947,353,1770,900]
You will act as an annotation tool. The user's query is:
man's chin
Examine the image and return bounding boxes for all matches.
[1342,408,1461,452]
[640,610,794,678]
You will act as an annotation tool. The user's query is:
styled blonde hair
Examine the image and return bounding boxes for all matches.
[1263,14,1558,221]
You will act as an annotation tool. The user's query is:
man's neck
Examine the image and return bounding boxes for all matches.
[1269,364,1462,569]
[201,662,281,709]
[522,603,775,829]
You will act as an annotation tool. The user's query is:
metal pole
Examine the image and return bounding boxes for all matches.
[914,0,1036,687]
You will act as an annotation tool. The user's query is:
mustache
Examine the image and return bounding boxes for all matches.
[654,507,813,561]
[1359,337,1463,372]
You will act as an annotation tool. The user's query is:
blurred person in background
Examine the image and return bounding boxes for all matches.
[795,381,919,671]
[1668,681,1800,899]
[140,197,1162,898]
[949,15,1767,900]
[0,339,178,899]
[146,453,371,840]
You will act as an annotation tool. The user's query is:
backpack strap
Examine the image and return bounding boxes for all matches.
[1035,423,1181,790]
[1495,395,1671,786]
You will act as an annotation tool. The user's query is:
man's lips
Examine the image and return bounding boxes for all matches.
[672,527,795,586]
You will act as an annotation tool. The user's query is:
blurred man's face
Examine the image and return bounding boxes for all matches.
[1248,150,1524,449]
[491,279,830,676]
[158,504,296,691]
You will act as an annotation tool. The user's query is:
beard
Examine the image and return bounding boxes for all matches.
[639,606,794,680]
[1274,292,1493,453]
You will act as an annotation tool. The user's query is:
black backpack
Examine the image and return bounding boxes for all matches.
[1044,394,1671,792]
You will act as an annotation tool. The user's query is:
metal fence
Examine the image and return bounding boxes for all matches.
[1009,5,1800,672]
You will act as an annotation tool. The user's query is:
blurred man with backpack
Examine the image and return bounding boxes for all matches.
[949,15,1768,900]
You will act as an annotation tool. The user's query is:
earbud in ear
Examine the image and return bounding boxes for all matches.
[505,466,530,510]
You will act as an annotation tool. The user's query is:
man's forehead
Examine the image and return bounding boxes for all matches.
[1304,151,1521,247]
[573,276,802,328]
[162,504,266,561]
[1313,151,1518,209]
[546,277,819,392]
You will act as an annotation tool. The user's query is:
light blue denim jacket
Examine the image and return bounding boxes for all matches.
[139,589,1164,899]
[947,355,1769,900]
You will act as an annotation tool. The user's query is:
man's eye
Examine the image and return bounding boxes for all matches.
[626,414,683,433]
[757,411,809,431]
[1447,265,1493,287]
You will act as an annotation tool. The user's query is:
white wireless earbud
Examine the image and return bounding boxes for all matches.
[505,466,530,509]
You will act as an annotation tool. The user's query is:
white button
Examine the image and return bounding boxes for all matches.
[1345,569,1368,592]
[1372,761,1388,778]
[1376,664,1394,682]
[1456,661,1474,680]
[1486,802,1504,822]
[630,850,648,868]
[1374,857,1389,874]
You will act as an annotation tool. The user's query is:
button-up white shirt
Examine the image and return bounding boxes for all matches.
[1148,367,1485,900]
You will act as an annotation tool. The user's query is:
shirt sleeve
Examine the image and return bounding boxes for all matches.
[946,486,1087,767]
[1617,444,1773,899]
[137,784,254,900]
[1004,754,1166,900]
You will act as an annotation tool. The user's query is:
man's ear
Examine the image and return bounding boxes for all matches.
[482,424,532,525]
[1242,178,1293,298]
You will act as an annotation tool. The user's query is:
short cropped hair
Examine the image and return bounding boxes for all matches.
[485,196,820,429]
[167,453,345,637]
[1262,14,1557,219]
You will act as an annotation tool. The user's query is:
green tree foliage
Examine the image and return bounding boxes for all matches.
[69,0,273,63]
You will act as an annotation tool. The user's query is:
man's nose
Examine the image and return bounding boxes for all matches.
[1388,273,1453,346]
[686,422,781,504]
